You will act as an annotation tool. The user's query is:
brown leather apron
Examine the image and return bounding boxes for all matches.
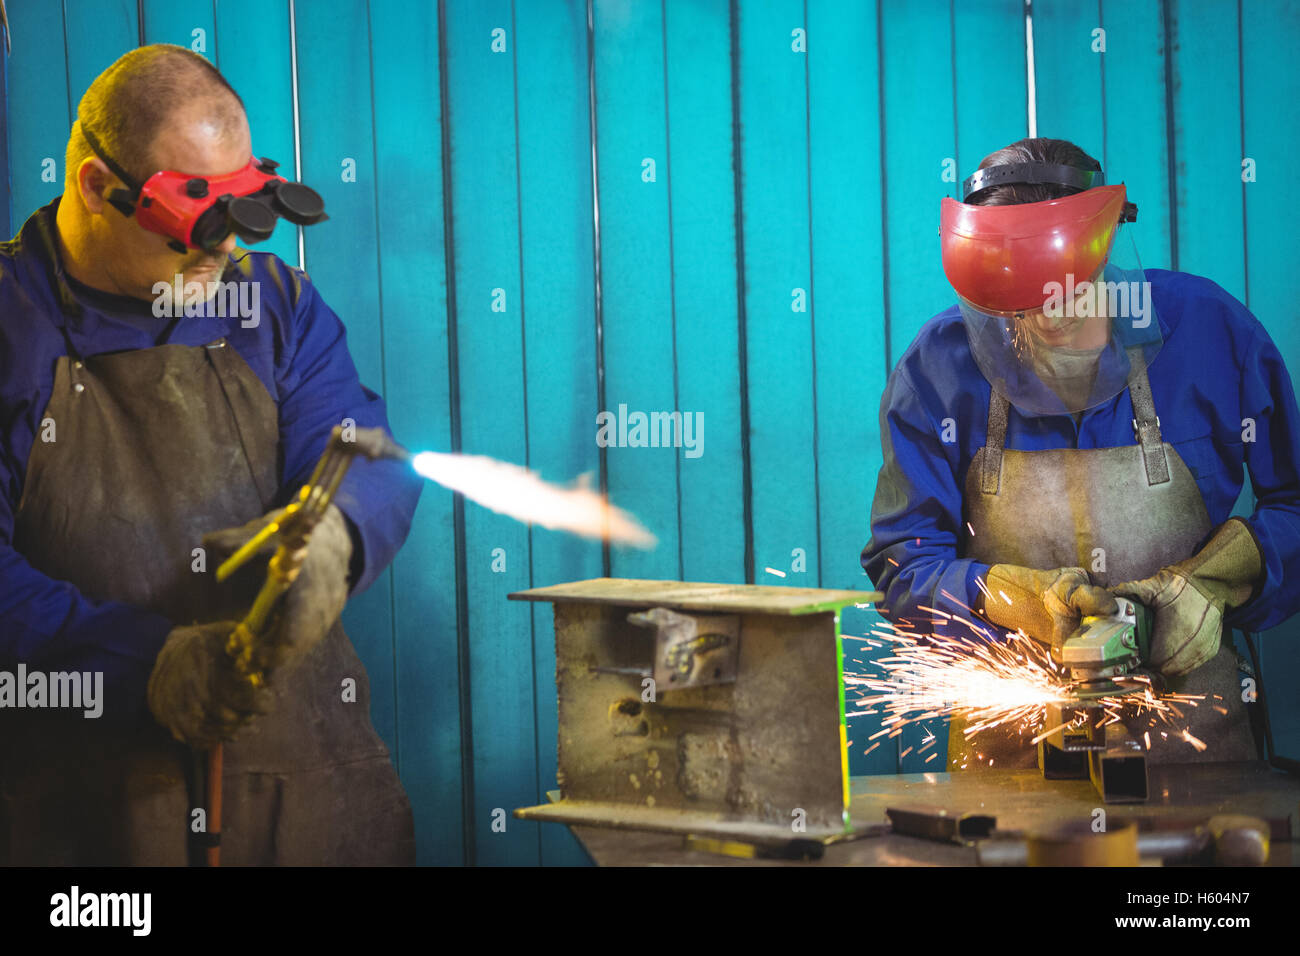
[949,357,1255,769]
[0,338,413,864]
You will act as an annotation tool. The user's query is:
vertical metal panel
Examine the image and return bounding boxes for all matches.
[807,0,886,594]
[369,0,465,867]
[1031,2,1175,316]
[804,0,894,775]
[591,0,681,580]
[213,0,299,264]
[292,0,401,813]
[443,0,539,866]
[736,0,820,587]
[0,24,10,239]
[5,1,69,224]
[953,0,1028,175]
[63,0,138,107]
[940,0,1027,774]
[878,0,957,773]
[1241,0,1300,764]
[1168,0,1246,297]
[141,0,215,52]
[666,0,746,586]
[513,0,602,867]
[1097,0,1172,271]
[1027,1,1104,160]
[878,0,957,370]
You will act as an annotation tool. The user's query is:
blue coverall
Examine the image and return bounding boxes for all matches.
[0,198,423,719]
[862,269,1300,635]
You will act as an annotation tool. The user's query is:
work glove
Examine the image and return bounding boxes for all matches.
[1111,519,1264,678]
[147,621,274,749]
[202,502,354,674]
[978,564,1118,647]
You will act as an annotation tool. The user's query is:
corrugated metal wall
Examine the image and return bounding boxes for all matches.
[0,0,1296,865]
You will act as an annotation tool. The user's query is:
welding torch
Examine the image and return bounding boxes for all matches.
[203,424,410,866]
[215,424,411,684]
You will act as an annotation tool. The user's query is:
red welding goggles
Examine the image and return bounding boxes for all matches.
[81,124,327,253]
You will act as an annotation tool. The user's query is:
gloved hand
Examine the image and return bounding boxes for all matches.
[147,621,274,749]
[978,564,1118,647]
[203,503,354,673]
[1112,519,1264,678]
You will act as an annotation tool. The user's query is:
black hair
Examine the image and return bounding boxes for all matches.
[970,137,1102,206]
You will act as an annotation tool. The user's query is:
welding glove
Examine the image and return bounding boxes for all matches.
[147,621,274,749]
[1111,519,1264,678]
[978,565,1118,647]
[202,502,354,673]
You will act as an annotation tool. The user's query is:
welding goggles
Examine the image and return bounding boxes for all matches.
[940,161,1161,415]
[81,124,327,253]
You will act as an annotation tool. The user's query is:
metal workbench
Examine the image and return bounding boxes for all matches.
[568,761,1300,866]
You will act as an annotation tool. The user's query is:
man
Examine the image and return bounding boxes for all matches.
[0,45,422,863]
[863,137,1300,769]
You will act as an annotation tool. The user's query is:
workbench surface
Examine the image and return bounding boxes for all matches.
[569,761,1300,866]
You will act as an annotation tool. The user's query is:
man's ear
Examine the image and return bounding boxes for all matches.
[78,156,136,219]
[76,156,114,215]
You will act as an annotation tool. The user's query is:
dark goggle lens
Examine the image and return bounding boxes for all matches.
[273,182,326,224]
[228,196,278,243]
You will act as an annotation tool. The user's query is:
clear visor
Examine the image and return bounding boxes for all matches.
[959,229,1163,416]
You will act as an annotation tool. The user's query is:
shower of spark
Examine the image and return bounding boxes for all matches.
[842,589,1205,762]
[410,451,656,547]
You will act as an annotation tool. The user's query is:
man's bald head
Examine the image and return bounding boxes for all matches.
[66,44,246,189]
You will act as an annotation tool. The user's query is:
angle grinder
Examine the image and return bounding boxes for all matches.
[1054,596,1162,701]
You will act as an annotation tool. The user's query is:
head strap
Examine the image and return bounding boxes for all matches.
[962,162,1105,203]
[962,161,1136,222]
[78,124,146,216]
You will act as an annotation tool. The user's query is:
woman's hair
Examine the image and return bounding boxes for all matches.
[970,137,1102,206]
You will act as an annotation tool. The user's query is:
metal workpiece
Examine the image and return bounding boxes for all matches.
[1089,723,1149,804]
[509,579,877,842]
[885,805,996,844]
[626,606,740,691]
[1037,700,1149,803]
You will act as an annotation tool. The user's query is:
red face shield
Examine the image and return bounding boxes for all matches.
[940,185,1132,315]
[81,125,327,253]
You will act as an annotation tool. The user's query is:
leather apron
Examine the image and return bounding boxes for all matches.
[949,356,1256,770]
[0,338,414,864]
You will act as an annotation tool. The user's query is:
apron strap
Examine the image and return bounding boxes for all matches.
[981,388,1009,495]
[980,347,1170,495]
[1126,347,1170,486]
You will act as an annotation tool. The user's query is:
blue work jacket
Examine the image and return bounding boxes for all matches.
[863,269,1300,636]
[0,199,423,717]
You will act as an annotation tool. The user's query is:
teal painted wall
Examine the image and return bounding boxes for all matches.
[1,0,1296,864]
